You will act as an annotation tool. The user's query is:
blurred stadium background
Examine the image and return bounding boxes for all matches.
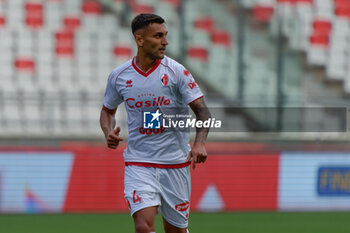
[1,0,350,232]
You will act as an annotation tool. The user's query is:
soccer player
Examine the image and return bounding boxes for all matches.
[100,13,210,233]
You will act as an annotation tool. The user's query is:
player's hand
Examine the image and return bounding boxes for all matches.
[186,143,207,170]
[106,126,123,149]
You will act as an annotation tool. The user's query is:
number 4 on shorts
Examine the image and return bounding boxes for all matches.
[133,190,142,203]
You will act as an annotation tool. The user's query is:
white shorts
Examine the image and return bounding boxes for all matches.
[124,165,191,228]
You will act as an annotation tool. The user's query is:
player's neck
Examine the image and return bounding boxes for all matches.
[135,53,158,73]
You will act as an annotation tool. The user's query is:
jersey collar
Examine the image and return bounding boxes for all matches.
[132,57,162,77]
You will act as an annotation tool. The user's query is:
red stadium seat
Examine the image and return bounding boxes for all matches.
[312,19,332,35]
[132,4,153,14]
[82,1,102,15]
[187,47,208,62]
[26,18,43,29]
[276,0,312,4]
[15,57,35,72]
[309,34,329,47]
[25,2,43,12]
[278,0,312,3]
[55,30,74,57]
[335,8,350,19]
[211,30,231,47]
[276,0,295,3]
[334,0,350,8]
[335,0,350,19]
[160,0,180,7]
[0,15,5,27]
[25,2,44,29]
[55,31,74,41]
[56,39,74,48]
[114,46,133,57]
[310,20,330,48]
[55,47,74,56]
[253,5,274,23]
[295,0,312,3]
[64,16,81,31]
[194,16,215,33]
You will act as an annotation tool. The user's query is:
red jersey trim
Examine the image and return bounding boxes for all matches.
[188,95,204,105]
[102,105,116,113]
[132,57,161,77]
[125,161,191,168]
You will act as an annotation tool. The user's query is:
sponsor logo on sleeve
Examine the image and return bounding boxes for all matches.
[188,81,197,89]
[126,80,133,88]
[184,69,190,77]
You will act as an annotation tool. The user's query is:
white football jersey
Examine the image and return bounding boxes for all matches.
[103,56,203,165]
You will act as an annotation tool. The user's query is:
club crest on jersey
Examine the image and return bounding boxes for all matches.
[126,80,133,88]
[160,74,168,86]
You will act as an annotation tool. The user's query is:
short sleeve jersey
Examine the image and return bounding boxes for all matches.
[103,56,203,165]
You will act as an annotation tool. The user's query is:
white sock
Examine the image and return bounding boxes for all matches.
[187,230,189,233]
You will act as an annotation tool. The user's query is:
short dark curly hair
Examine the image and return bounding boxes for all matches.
[131,13,165,34]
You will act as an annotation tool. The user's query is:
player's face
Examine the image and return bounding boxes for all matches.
[141,23,168,59]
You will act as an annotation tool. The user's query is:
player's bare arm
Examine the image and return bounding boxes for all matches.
[100,105,123,149]
[188,97,211,169]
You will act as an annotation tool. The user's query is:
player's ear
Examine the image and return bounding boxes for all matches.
[134,32,144,47]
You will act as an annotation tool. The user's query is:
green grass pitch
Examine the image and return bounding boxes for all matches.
[0,212,349,233]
